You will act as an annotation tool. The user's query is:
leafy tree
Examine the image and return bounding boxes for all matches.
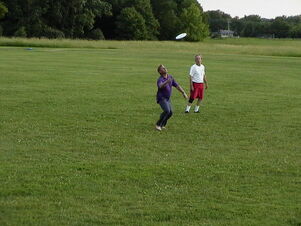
[231,16,244,36]
[0,1,8,19]
[241,22,255,37]
[270,16,291,38]
[286,15,301,25]
[0,1,7,35]
[1,0,25,36]
[1,0,111,38]
[42,26,65,39]
[51,0,112,38]
[239,15,264,37]
[151,0,208,41]
[151,0,179,40]
[103,0,158,40]
[290,23,301,38]
[241,15,262,23]
[1,0,299,40]
[130,0,159,39]
[14,26,26,37]
[205,10,231,32]
[116,7,148,40]
[179,3,209,41]
[87,28,105,40]
[286,15,301,38]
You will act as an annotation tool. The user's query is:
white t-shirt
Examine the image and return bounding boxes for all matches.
[190,64,205,83]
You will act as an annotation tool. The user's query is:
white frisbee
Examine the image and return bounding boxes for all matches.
[175,33,187,40]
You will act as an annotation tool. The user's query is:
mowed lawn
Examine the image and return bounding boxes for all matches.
[0,39,300,225]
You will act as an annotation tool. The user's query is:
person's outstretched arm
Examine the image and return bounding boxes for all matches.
[204,75,208,89]
[176,85,188,99]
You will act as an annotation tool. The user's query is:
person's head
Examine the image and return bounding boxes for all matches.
[157,64,168,75]
[195,54,202,66]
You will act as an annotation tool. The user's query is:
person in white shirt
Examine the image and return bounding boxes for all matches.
[185,54,208,113]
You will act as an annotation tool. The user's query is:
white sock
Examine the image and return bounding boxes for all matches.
[195,106,200,112]
[186,105,191,112]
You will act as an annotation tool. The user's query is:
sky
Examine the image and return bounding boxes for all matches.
[198,0,301,19]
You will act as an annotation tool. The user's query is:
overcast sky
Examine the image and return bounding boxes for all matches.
[198,0,301,19]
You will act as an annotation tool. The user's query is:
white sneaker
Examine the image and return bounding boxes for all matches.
[155,125,162,131]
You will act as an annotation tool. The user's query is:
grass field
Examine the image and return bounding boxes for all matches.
[0,38,300,225]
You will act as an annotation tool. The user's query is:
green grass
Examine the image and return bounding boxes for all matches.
[0,38,300,225]
[1,37,301,57]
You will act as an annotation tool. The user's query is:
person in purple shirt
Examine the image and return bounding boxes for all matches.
[155,64,188,131]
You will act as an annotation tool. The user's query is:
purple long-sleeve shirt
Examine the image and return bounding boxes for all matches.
[156,74,178,103]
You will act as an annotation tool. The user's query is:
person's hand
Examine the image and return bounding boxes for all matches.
[183,92,188,100]
[205,84,208,89]
[190,87,194,92]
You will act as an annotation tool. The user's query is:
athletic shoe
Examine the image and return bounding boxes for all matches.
[155,125,162,131]
[194,111,200,113]
[185,111,189,113]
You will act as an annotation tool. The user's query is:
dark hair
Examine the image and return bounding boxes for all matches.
[157,64,163,72]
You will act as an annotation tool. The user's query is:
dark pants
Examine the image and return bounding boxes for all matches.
[156,98,173,127]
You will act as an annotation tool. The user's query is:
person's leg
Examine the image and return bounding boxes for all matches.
[161,101,173,127]
[156,99,171,128]
[194,98,202,112]
[185,97,194,113]
[185,83,197,113]
[194,84,204,113]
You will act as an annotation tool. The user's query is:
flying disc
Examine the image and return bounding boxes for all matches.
[175,33,187,40]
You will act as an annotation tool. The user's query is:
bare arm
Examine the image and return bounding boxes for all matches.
[176,85,188,99]
[204,75,208,89]
[189,76,194,91]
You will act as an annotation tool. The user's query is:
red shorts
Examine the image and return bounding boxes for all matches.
[190,82,204,100]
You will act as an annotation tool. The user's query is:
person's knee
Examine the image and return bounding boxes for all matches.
[163,110,172,116]
[164,109,171,114]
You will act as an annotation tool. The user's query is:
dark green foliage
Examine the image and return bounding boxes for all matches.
[0,0,300,40]
[179,3,209,41]
[230,17,243,35]
[206,10,301,38]
[0,1,8,19]
[270,16,291,38]
[0,0,209,40]
[103,0,159,40]
[0,0,112,39]
[88,28,105,40]
[14,26,26,37]
[151,0,209,41]
[42,0,112,38]
[116,7,148,40]
[240,15,267,37]
[205,10,232,33]
[42,26,65,39]
[128,0,159,40]
[290,23,301,38]
[151,0,179,40]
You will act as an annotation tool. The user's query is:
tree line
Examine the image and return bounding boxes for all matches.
[205,10,301,38]
[0,1,300,40]
[0,0,209,41]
